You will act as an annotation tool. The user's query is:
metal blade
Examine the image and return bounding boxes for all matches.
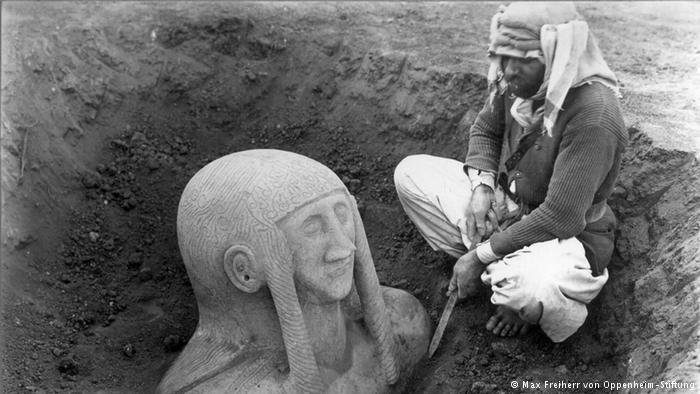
[428,291,458,358]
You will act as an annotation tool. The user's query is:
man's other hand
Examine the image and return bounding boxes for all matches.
[466,185,496,240]
[447,250,484,299]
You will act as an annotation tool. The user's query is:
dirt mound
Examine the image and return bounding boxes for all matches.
[2,3,698,393]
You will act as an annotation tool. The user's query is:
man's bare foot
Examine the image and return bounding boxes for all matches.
[485,305,540,337]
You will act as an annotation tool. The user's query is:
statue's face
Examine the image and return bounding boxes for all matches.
[280,192,356,304]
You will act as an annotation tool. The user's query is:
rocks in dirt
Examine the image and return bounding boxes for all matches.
[138,267,153,282]
[344,177,362,193]
[470,381,498,393]
[128,252,143,269]
[391,279,409,288]
[490,341,521,359]
[122,343,136,358]
[554,364,569,374]
[130,132,148,146]
[146,157,161,171]
[355,198,366,217]
[616,216,651,259]
[81,172,103,189]
[14,234,37,250]
[611,185,628,199]
[429,310,439,321]
[246,35,287,59]
[121,196,139,211]
[56,211,127,334]
[313,81,337,99]
[163,335,185,352]
[244,70,258,82]
[96,163,117,177]
[577,342,611,364]
[70,312,95,331]
[103,314,117,327]
[477,355,490,367]
[88,127,192,211]
[110,139,129,151]
[57,355,79,375]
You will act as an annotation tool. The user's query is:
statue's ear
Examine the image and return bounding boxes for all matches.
[223,245,264,293]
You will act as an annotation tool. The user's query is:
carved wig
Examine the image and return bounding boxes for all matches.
[173,149,398,393]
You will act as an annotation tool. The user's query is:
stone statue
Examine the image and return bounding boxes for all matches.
[157,149,431,393]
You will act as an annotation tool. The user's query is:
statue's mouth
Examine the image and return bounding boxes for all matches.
[326,256,353,278]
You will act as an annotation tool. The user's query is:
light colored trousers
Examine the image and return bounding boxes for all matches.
[393,154,608,342]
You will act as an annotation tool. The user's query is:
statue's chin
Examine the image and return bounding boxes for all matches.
[300,274,354,304]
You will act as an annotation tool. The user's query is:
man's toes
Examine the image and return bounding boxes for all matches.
[486,315,499,331]
[486,307,533,337]
[518,323,530,336]
[500,323,513,336]
[493,320,507,335]
[502,324,514,337]
[507,323,520,337]
[489,319,501,335]
[509,324,524,337]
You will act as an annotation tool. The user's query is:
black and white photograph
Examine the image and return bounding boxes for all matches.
[1,2,698,393]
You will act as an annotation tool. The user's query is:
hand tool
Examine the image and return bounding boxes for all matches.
[428,290,458,358]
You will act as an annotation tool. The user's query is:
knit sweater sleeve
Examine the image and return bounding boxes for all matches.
[488,98,619,256]
[464,95,506,172]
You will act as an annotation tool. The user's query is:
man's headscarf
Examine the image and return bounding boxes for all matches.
[487,2,621,135]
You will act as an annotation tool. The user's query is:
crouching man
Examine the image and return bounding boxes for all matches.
[394,2,627,342]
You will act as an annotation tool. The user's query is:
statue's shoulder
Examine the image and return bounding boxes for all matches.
[186,366,285,394]
[381,286,431,372]
[158,346,286,394]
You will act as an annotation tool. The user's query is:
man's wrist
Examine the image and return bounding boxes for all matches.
[467,167,496,191]
[476,241,502,264]
[473,183,494,193]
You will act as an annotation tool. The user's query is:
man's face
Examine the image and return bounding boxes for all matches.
[279,192,356,304]
[502,56,546,99]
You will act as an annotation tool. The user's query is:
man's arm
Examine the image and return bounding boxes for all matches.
[488,110,622,257]
[464,95,506,174]
[461,95,506,240]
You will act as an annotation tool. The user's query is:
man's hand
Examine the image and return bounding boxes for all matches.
[466,185,496,240]
[447,250,484,299]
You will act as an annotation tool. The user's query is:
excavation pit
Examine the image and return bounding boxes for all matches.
[1,3,698,392]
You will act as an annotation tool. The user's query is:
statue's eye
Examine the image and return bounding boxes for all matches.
[302,217,322,235]
[335,204,349,224]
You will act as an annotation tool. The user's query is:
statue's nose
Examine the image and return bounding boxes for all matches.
[324,218,355,263]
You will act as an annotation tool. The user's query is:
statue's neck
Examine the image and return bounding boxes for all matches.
[300,299,351,375]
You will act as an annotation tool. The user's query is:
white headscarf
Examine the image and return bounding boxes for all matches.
[487,2,621,136]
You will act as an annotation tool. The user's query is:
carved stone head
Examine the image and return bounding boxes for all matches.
[172,149,398,393]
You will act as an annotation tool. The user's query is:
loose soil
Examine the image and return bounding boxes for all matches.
[1,2,698,393]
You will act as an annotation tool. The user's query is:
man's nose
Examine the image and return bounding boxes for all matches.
[503,58,518,80]
[324,219,355,263]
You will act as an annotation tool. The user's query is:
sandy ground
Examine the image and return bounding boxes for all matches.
[1,2,698,393]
